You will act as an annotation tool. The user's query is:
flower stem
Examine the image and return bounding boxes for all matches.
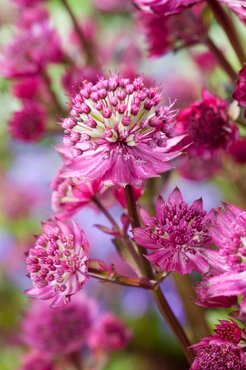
[60,0,97,65]
[124,184,194,365]
[41,69,66,116]
[207,0,246,65]
[205,36,238,82]
[92,196,120,232]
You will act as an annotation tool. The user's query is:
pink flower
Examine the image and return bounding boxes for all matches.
[113,185,143,208]
[11,76,45,100]
[20,352,53,370]
[133,0,202,15]
[219,0,246,24]
[233,65,246,116]
[190,320,246,370]
[22,296,96,356]
[25,219,89,307]
[11,0,44,7]
[59,75,185,186]
[9,102,46,142]
[88,313,131,352]
[176,90,238,158]
[133,187,216,274]
[192,50,217,72]
[0,8,63,78]
[198,203,246,310]
[229,137,246,164]
[177,154,221,181]
[51,170,105,220]
[136,5,204,57]
[62,66,100,95]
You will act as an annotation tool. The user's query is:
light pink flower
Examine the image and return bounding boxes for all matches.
[58,75,185,186]
[51,170,105,220]
[133,187,216,274]
[9,102,46,142]
[25,219,89,307]
[190,320,246,370]
[88,313,131,352]
[22,296,96,356]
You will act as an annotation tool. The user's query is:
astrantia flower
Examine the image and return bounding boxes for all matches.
[133,0,201,15]
[88,313,131,352]
[204,203,246,309]
[59,75,185,186]
[25,219,89,307]
[133,187,215,274]
[51,170,105,220]
[20,352,53,370]
[190,320,246,370]
[22,296,96,356]
[233,65,246,116]
[176,90,238,158]
[229,137,246,164]
[9,102,46,142]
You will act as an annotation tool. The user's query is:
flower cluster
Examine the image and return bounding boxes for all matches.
[133,187,215,274]
[59,75,184,186]
[25,219,89,307]
[190,320,246,370]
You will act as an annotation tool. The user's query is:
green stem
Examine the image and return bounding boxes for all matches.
[207,0,246,65]
[205,36,238,82]
[124,184,194,365]
[92,196,120,232]
[41,69,66,116]
[60,0,97,65]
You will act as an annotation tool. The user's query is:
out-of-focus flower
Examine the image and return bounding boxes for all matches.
[0,7,63,78]
[229,137,246,164]
[192,50,217,72]
[177,155,221,181]
[25,219,89,307]
[59,75,185,186]
[51,170,105,220]
[202,203,246,310]
[176,90,238,158]
[136,5,205,57]
[133,187,216,274]
[11,76,46,101]
[190,320,246,370]
[88,313,131,352]
[133,0,201,15]
[92,0,130,13]
[11,0,44,7]
[9,102,46,142]
[233,65,246,116]
[62,66,100,96]
[20,351,53,370]
[22,296,96,356]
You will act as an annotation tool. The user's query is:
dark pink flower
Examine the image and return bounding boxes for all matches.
[62,66,100,95]
[133,187,216,274]
[88,313,131,352]
[59,75,185,186]
[0,8,63,78]
[137,5,205,57]
[190,320,246,370]
[176,90,239,158]
[233,65,246,116]
[51,170,105,220]
[20,352,53,370]
[11,0,44,7]
[25,219,89,307]
[22,296,96,356]
[9,102,46,142]
[229,137,246,164]
[133,0,202,15]
[11,76,45,100]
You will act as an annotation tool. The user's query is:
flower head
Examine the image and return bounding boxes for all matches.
[22,296,96,356]
[51,169,105,220]
[190,320,246,370]
[133,187,214,274]
[25,219,89,307]
[59,75,184,186]
[88,313,131,352]
[176,90,238,158]
[9,102,46,142]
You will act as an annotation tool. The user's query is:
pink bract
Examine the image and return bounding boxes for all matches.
[88,313,131,352]
[58,75,185,186]
[22,296,96,356]
[9,102,46,142]
[133,187,216,274]
[190,321,246,370]
[25,219,89,307]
